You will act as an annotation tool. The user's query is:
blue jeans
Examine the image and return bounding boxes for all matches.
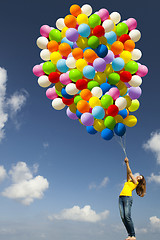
[119,196,135,237]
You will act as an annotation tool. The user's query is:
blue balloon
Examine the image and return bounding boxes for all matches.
[118,109,128,119]
[61,88,74,99]
[114,123,126,136]
[83,47,92,52]
[57,59,69,73]
[101,128,114,140]
[100,82,112,94]
[92,106,105,119]
[96,44,108,58]
[86,126,97,135]
[78,24,91,37]
[61,37,74,48]
[112,58,125,71]
[83,66,95,79]
[76,110,82,119]
[105,31,117,45]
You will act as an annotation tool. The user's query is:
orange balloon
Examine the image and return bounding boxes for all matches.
[59,43,71,57]
[77,100,90,113]
[111,41,124,55]
[64,15,77,28]
[72,48,84,59]
[47,40,59,52]
[84,49,98,63]
[70,4,82,17]
[80,89,92,101]
[124,40,135,52]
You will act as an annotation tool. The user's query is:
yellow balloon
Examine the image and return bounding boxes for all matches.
[76,59,87,71]
[76,36,88,49]
[69,103,77,113]
[94,72,106,84]
[55,82,64,92]
[93,119,105,132]
[119,85,127,96]
[120,50,132,63]
[50,52,62,64]
[124,95,132,108]
[106,43,111,50]
[112,23,116,32]
[77,14,88,25]
[89,96,101,108]
[99,36,107,45]
[61,27,68,38]
[123,115,137,127]
[128,99,140,112]
[79,119,84,125]
[104,64,113,77]
[114,115,124,123]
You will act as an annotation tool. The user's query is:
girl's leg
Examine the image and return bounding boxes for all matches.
[123,197,136,237]
[119,197,131,237]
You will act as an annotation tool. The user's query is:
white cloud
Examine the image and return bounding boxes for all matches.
[1,162,49,205]
[89,176,109,190]
[0,166,7,183]
[143,131,160,164]
[150,216,160,230]
[135,227,148,234]
[7,89,28,114]
[147,173,160,184]
[48,205,109,223]
[0,67,8,141]
[43,142,49,149]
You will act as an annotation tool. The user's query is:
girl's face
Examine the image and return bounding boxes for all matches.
[136,175,143,181]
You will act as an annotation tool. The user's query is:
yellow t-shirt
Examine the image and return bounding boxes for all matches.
[120,179,138,196]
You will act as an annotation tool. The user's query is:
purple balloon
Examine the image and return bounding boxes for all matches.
[81,113,94,126]
[73,42,78,49]
[125,82,131,88]
[128,87,142,99]
[93,58,106,72]
[66,28,79,42]
[66,108,78,120]
[104,50,114,64]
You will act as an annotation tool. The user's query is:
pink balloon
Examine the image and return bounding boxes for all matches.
[136,64,148,77]
[108,87,120,100]
[33,65,45,77]
[97,9,109,22]
[46,87,58,100]
[126,18,137,31]
[59,72,72,85]
[40,25,52,38]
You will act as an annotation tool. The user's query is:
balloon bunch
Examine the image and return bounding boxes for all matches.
[33,4,148,141]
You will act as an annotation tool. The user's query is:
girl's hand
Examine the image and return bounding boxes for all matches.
[124,157,129,163]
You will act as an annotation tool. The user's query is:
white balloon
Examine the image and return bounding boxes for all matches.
[38,75,51,88]
[65,83,79,95]
[110,12,121,24]
[40,49,51,61]
[66,57,76,69]
[52,98,65,110]
[131,49,142,61]
[128,75,142,87]
[36,36,48,49]
[129,29,141,42]
[81,4,92,16]
[115,97,127,110]
[91,87,102,98]
[56,18,65,30]
[102,20,114,33]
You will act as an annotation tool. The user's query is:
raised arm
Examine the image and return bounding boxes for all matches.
[124,157,137,184]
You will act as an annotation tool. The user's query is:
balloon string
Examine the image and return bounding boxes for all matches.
[114,133,128,165]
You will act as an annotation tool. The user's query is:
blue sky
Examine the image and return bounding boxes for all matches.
[0,0,160,239]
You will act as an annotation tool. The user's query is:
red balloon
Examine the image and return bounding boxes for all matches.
[93,25,105,38]
[62,97,74,106]
[107,105,119,117]
[119,34,131,43]
[49,72,60,83]
[76,79,88,90]
[120,71,132,82]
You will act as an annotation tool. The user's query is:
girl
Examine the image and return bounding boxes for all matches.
[119,157,146,240]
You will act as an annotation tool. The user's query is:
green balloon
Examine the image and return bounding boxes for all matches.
[55,89,62,97]
[116,22,128,36]
[108,73,120,85]
[42,61,56,75]
[101,95,113,109]
[87,81,99,90]
[88,36,99,49]
[125,61,138,74]
[74,95,82,105]
[49,29,62,42]
[88,14,101,28]
[69,69,83,82]
[104,116,116,130]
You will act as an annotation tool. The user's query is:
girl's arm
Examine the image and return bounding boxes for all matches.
[125,158,137,184]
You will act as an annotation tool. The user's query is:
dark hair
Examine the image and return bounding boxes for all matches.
[136,175,146,197]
